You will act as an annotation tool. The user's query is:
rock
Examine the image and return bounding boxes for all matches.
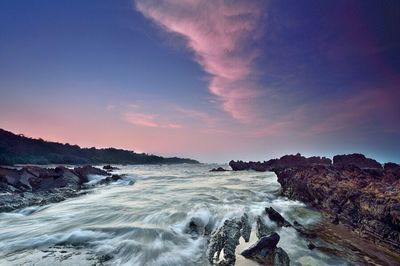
[333,153,382,169]
[274,161,400,252]
[229,153,331,172]
[240,213,251,242]
[98,174,122,185]
[73,165,108,182]
[307,242,316,250]
[209,167,229,172]
[384,162,400,182]
[184,217,212,238]
[241,232,280,258]
[272,247,290,266]
[256,216,271,238]
[265,207,291,227]
[0,165,126,213]
[241,232,289,266]
[207,214,251,266]
[103,165,119,170]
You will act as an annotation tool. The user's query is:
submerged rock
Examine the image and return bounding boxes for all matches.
[103,165,119,170]
[265,207,291,227]
[209,167,229,172]
[184,217,212,238]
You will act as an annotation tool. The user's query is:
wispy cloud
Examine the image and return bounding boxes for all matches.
[124,112,182,129]
[135,0,266,122]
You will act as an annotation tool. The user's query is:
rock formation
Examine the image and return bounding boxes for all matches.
[274,161,400,251]
[229,153,331,171]
[207,214,251,265]
[0,165,122,212]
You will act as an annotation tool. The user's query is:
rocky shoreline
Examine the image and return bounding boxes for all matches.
[0,165,125,213]
[229,153,400,254]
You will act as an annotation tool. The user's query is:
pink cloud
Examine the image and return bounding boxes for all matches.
[124,112,182,129]
[135,0,265,122]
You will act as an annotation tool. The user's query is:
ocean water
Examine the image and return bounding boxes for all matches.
[0,164,350,265]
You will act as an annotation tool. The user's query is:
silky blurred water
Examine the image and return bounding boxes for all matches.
[0,164,349,265]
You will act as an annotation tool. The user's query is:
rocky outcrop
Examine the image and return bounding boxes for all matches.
[333,153,382,169]
[274,162,400,251]
[0,165,121,212]
[207,214,251,266]
[241,232,290,266]
[229,153,331,172]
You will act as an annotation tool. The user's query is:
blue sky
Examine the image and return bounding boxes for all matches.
[0,0,399,163]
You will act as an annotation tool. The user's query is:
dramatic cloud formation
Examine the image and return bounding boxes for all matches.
[135,0,265,122]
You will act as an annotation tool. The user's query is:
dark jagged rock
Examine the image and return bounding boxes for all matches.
[74,165,109,182]
[98,174,123,185]
[209,167,229,172]
[207,214,251,265]
[240,213,251,242]
[241,232,289,266]
[184,217,212,238]
[274,162,400,251]
[384,162,400,182]
[0,165,124,212]
[265,207,291,227]
[103,165,120,170]
[241,232,280,258]
[256,216,271,238]
[272,247,290,266]
[229,153,331,172]
[333,153,382,169]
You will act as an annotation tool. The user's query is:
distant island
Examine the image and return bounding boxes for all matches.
[0,128,199,165]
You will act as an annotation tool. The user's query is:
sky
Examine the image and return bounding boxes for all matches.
[0,0,399,163]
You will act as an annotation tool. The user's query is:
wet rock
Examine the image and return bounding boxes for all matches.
[241,232,280,259]
[0,165,124,213]
[184,217,212,238]
[273,247,290,266]
[73,165,108,182]
[274,160,400,252]
[209,167,229,172]
[103,165,119,171]
[98,174,122,185]
[256,216,271,238]
[207,214,251,266]
[307,242,316,250]
[265,207,291,227]
[240,213,251,242]
[207,218,242,265]
[241,232,290,266]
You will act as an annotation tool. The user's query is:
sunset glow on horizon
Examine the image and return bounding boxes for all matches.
[1,0,399,163]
